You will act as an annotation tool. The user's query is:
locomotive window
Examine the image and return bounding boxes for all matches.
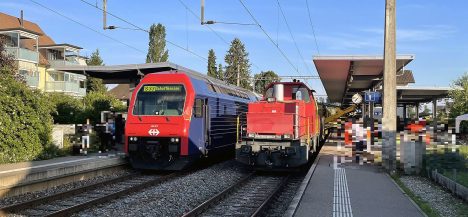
[133,84,186,116]
[294,87,310,102]
[194,98,203,118]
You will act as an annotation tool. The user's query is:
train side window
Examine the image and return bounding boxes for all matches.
[194,98,204,118]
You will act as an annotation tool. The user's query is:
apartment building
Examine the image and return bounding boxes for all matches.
[0,12,87,97]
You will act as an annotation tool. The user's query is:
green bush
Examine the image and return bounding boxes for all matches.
[82,91,126,124]
[0,73,54,163]
[48,93,84,124]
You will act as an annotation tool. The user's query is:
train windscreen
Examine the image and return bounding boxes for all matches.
[133,84,186,116]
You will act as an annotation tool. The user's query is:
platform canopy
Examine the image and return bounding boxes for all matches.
[313,55,415,104]
[396,86,451,105]
[51,62,200,84]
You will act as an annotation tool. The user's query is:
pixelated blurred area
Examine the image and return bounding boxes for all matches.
[324,116,466,175]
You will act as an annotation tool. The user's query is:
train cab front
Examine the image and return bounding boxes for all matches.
[125,74,195,170]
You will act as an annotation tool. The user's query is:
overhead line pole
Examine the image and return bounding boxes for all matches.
[382,0,397,172]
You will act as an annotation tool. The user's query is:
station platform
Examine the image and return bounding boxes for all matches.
[0,152,127,198]
[287,146,425,217]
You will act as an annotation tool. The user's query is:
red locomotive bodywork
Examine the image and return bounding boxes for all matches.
[125,73,194,156]
[236,81,321,169]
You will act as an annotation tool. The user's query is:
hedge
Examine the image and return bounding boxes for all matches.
[0,73,54,163]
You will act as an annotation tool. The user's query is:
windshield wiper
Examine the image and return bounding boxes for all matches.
[133,103,143,122]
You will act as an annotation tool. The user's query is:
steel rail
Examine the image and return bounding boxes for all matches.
[0,172,138,215]
[43,172,179,217]
[0,172,180,217]
[182,172,255,217]
[250,175,291,217]
[182,172,291,217]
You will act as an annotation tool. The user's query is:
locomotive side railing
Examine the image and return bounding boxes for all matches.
[236,112,315,144]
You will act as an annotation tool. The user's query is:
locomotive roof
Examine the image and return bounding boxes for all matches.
[264,82,313,91]
[151,70,253,95]
[51,61,254,95]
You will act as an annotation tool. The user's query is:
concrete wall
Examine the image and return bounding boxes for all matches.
[431,170,468,202]
[400,140,425,174]
[52,124,75,148]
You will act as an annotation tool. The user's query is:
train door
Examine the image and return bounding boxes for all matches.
[193,98,210,155]
[203,98,212,150]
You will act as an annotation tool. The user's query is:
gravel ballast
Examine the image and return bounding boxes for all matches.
[0,169,133,208]
[400,176,468,217]
[75,160,249,217]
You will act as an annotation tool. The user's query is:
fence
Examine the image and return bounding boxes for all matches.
[430,169,468,202]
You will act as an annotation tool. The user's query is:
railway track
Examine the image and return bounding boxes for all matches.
[182,172,291,217]
[0,172,179,217]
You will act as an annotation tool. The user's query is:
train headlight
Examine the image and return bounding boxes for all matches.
[129,137,138,142]
[175,138,179,142]
[248,133,255,138]
[283,134,291,139]
[170,138,175,142]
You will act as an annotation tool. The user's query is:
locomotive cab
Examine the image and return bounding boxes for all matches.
[125,73,196,170]
[236,81,321,169]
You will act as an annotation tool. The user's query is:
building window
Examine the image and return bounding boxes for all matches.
[2,32,19,47]
[79,80,85,88]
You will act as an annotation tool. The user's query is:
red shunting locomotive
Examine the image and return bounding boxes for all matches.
[236,81,322,169]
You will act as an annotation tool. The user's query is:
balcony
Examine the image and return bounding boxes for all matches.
[45,81,86,97]
[48,58,80,67]
[25,74,39,87]
[4,47,39,63]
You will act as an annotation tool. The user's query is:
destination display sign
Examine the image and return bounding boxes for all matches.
[143,85,182,92]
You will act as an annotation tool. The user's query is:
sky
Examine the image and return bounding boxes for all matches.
[1,0,467,96]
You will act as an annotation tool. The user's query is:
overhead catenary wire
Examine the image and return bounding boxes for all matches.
[306,0,320,55]
[275,0,313,88]
[238,0,301,76]
[176,0,264,72]
[276,0,313,76]
[28,0,146,54]
[78,0,207,61]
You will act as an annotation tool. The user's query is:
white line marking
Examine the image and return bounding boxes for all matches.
[0,158,97,175]
[333,156,353,217]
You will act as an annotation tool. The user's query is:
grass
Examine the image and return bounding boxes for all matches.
[391,174,441,217]
[442,170,468,188]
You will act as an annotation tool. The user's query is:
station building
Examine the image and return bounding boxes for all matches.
[0,12,87,97]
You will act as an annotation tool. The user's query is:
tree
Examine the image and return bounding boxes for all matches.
[207,49,217,78]
[86,49,107,93]
[449,73,468,131]
[419,104,431,117]
[217,63,224,80]
[224,38,252,89]
[254,70,280,93]
[48,93,84,124]
[86,49,104,66]
[146,23,169,63]
[0,39,54,163]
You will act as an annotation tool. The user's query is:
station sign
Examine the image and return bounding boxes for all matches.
[364,91,381,103]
